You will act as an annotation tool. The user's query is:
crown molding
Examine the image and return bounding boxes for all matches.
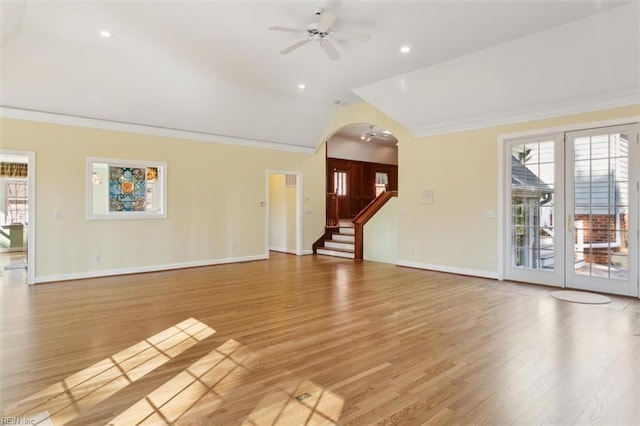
[0,107,316,154]
[413,91,639,138]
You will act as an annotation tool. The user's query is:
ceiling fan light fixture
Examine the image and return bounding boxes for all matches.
[269,8,371,60]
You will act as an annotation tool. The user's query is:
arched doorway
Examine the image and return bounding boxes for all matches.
[325,123,398,223]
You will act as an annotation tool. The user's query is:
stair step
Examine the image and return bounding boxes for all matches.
[332,233,355,243]
[325,240,354,250]
[339,227,355,235]
[317,247,355,259]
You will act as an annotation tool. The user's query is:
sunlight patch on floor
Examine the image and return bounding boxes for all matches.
[109,339,253,424]
[3,318,215,424]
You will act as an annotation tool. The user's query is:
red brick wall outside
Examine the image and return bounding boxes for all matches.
[574,213,628,264]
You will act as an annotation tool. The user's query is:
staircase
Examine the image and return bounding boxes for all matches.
[314,191,398,260]
[315,225,355,259]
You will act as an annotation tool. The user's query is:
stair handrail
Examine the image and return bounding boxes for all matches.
[352,190,398,259]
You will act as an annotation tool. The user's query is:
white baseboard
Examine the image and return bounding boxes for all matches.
[396,259,498,280]
[268,247,314,256]
[269,247,297,255]
[34,254,268,284]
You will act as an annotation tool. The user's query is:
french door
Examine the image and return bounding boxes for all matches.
[505,123,639,297]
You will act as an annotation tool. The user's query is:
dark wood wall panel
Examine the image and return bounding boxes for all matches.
[327,158,398,219]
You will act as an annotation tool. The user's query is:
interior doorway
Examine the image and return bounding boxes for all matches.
[0,150,35,284]
[325,123,398,223]
[266,171,302,256]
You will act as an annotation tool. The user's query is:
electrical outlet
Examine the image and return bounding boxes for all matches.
[94,254,101,263]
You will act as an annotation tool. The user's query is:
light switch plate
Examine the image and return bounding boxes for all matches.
[422,189,433,204]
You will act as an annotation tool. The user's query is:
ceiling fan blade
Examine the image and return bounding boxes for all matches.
[317,11,336,32]
[269,26,307,34]
[320,39,340,60]
[280,39,310,55]
[331,31,371,42]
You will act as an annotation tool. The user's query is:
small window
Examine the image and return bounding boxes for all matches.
[334,171,347,196]
[375,172,389,196]
[87,157,167,220]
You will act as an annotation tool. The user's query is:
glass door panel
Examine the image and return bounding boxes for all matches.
[505,135,564,286]
[566,125,638,296]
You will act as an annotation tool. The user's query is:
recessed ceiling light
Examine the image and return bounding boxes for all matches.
[298,83,306,89]
[99,30,113,38]
[400,45,411,54]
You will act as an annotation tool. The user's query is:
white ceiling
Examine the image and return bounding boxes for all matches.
[1,1,638,150]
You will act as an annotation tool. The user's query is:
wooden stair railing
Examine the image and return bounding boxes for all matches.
[352,190,398,260]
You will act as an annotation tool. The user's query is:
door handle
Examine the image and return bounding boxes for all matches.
[567,214,572,231]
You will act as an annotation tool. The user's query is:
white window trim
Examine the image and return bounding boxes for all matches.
[87,157,167,220]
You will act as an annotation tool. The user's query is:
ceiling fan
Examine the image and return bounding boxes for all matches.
[268,8,371,60]
[361,125,393,142]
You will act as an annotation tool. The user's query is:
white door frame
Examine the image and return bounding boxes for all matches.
[265,170,303,257]
[1,149,36,285]
[498,116,640,298]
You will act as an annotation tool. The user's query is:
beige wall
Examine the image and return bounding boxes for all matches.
[2,102,638,282]
[363,197,398,264]
[0,118,325,281]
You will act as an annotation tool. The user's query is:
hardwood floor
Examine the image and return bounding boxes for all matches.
[1,253,639,425]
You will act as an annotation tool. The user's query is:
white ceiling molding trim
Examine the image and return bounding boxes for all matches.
[497,115,640,142]
[413,90,639,138]
[0,107,316,154]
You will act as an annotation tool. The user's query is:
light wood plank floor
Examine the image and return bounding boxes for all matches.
[2,253,640,425]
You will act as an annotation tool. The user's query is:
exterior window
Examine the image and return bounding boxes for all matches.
[375,172,389,196]
[5,181,28,224]
[334,171,347,196]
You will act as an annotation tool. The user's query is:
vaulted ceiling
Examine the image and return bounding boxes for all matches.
[1,1,638,151]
